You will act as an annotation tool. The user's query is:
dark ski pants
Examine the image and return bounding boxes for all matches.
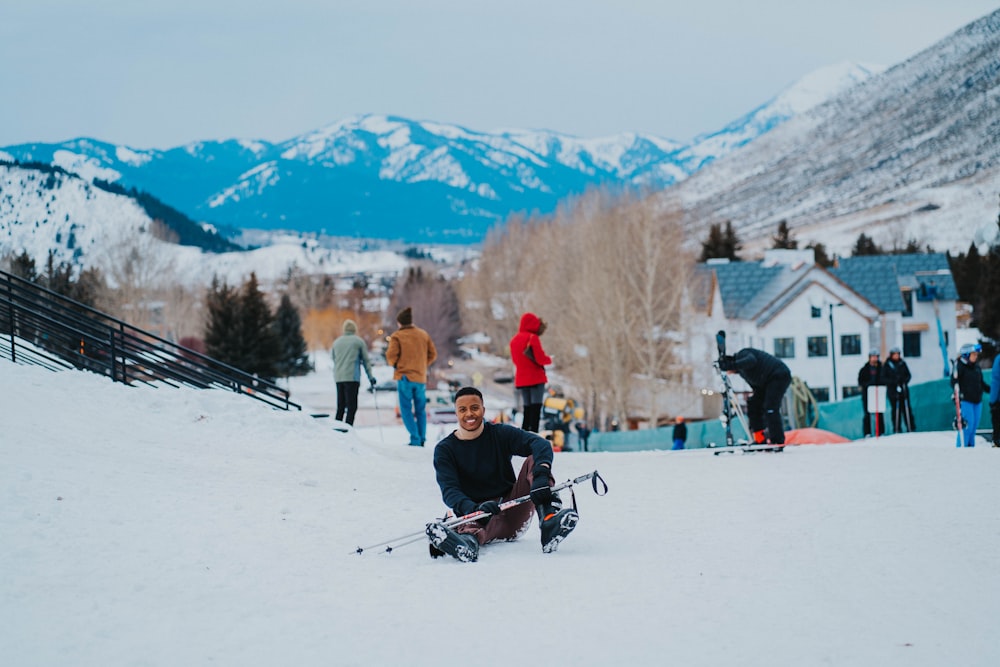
[861,391,885,436]
[456,457,542,545]
[335,381,361,425]
[746,373,791,445]
[992,402,1000,446]
[517,384,546,432]
[889,391,915,433]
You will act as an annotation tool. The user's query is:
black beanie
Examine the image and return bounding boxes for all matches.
[397,307,413,326]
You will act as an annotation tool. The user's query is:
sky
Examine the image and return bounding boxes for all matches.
[1,1,998,149]
[3,352,999,666]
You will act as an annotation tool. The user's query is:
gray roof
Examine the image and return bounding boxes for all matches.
[829,253,957,312]
[698,253,957,321]
[696,261,790,320]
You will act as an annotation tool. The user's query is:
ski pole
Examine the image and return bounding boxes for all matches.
[351,469,607,555]
[371,381,385,444]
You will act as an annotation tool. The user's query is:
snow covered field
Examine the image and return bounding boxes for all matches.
[3,357,998,666]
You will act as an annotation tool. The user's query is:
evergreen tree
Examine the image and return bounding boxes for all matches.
[699,221,742,261]
[807,242,833,268]
[238,273,281,380]
[205,274,282,379]
[851,233,883,256]
[43,251,75,297]
[274,294,312,378]
[204,277,242,369]
[771,220,798,249]
[948,243,981,304]
[977,246,1000,338]
[8,251,37,281]
[974,201,1000,338]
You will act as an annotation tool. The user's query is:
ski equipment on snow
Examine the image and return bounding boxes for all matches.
[425,522,479,562]
[539,505,580,553]
[351,470,607,556]
[951,358,966,448]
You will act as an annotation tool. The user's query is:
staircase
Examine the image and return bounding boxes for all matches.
[0,269,300,411]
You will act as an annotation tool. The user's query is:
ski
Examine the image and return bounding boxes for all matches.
[951,359,966,447]
[710,443,785,455]
[351,469,608,556]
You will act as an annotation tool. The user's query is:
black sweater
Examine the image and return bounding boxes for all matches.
[952,359,990,403]
[732,348,792,388]
[433,422,553,515]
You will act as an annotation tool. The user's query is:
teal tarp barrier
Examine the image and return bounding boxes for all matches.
[587,371,993,452]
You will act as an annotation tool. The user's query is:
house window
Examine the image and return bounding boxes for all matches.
[774,337,795,358]
[808,336,828,357]
[811,387,830,403]
[901,290,914,318]
[842,385,862,399]
[903,331,922,357]
[810,306,822,318]
[841,334,861,356]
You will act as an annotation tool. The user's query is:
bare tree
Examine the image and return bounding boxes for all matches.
[458,187,698,430]
[616,194,694,425]
[390,266,462,361]
[99,220,178,331]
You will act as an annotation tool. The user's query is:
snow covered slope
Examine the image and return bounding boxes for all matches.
[2,358,998,666]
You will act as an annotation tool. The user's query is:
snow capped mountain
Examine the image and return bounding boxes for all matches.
[0,162,410,286]
[678,62,886,172]
[0,61,875,246]
[672,10,1000,256]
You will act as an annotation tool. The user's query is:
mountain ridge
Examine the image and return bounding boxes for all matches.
[0,62,876,244]
[671,9,1000,256]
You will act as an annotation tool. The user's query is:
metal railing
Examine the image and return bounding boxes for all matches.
[0,269,300,411]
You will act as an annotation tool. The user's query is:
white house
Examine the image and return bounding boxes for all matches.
[693,249,959,403]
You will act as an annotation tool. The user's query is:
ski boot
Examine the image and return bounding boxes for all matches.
[425,522,479,562]
[537,495,579,553]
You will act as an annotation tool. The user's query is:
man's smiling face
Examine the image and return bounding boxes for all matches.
[455,394,485,433]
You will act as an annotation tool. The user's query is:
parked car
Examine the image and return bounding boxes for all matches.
[367,379,397,393]
[492,368,514,384]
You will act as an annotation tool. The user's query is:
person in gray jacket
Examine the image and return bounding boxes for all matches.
[331,319,376,426]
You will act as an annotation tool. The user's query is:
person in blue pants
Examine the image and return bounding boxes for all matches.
[951,343,990,447]
[671,416,687,450]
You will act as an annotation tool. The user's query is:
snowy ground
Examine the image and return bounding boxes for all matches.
[2,356,998,666]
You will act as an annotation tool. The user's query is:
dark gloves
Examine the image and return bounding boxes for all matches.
[476,500,502,517]
[530,465,553,505]
[369,376,377,389]
[718,355,736,371]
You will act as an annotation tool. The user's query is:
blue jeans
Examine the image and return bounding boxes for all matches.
[672,438,685,450]
[397,376,427,445]
[959,401,982,447]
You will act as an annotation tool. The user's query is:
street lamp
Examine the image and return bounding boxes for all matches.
[829,303,844,401]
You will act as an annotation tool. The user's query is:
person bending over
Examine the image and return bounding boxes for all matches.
[719,347,792,445]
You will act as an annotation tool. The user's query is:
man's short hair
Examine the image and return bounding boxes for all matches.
[454,386,483,402]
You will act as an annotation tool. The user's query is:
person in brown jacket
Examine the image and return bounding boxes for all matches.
[385,307,438,446]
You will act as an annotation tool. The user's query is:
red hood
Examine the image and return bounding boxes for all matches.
[518,312,541,334]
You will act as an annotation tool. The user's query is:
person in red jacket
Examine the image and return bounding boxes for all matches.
[509,312,552,432]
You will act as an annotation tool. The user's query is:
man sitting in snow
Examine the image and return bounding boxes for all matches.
[426,387,578,562]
